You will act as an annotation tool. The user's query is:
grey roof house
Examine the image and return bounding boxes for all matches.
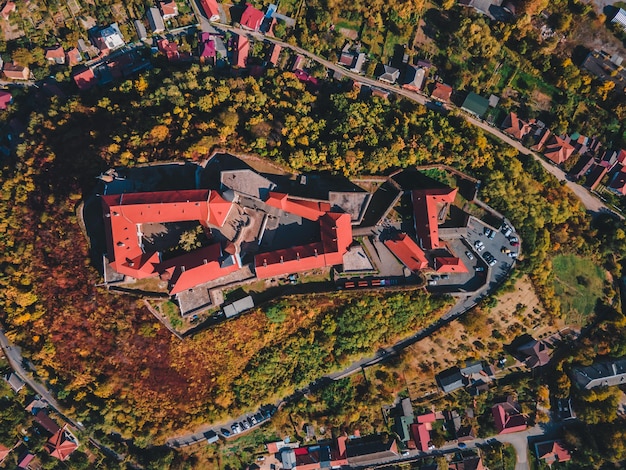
[572,358,626,389]
[436,367,466,393]
[377,65,400,84]
[461,92,490,117]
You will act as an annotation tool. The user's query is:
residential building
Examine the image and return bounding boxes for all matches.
[134,20,148,41]
[501,112,532,141]
[411,187,458,250]
[569,154,595,181]
[17,453,35,469]
[461,92,489,117]
[157,38,181,62]
[45,46,65,65]
[492,397,527,434]
[199,32,216,63]
[3,63,29,80]
[534,440,571,466]
[240,3,264,31]
[72,67,97,90]
[34,411,61,435]
[402,65,426,92]
[436,367,466,393]
[584,163,608,190]
[384,232,428,271]
[339,51,356,68]
[0,1,15,20]
[431,83,453,102]
[345,435,398,465]
[147,7,165,33]
[291,54,305,71]
[612,8,626,30]
[352,53,366,73]
[517,339,551,368]
[0,90,12,110]
[5,372,24,392]
[434,256,467,273]
[233,34,249,68]
[160,0,178,19]
[543,135,575,165]
[409,413,436,451]
[0,445,11,464]
[66,47,82,66]
[91,24,125,54]
[609,165,626,195]
[200,0,220,21]
[449,453,485,470]
[46,427,79,461]
[223,295,254,318]
[572,358,626,389]
[377,65,400,84]
[276,436,348,469]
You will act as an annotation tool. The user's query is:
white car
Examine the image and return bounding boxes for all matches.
[465,251,474,260]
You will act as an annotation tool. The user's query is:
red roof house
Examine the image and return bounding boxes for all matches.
[45,46,65,65]
[543,135,575,165]
[410,423,432,451]
[17,453,35,469]
[268,43,281,66]
[233,34,250,68]
[66,47,82,66]
[501,112,532,141]
[158,38,181,62]
[609,165,626,195]
[46,427,79,461]
[434,256,468,273]
[240,3,264,31]
[199,32,216,62]
[535,440,571,466]
[34,410,61,435]
[265,192,329,221]
[159,0,178,19]
[431,83,452,102]
[72,67,97,90]
[3,63,29,80]
[384,233,428,271]
[411,187,458,250]
[0,444,11,464]
[101,190,232,284]
[492,398,527,434]
[0,90,12,110]
[200,0,220,21]
[0,1,15,20]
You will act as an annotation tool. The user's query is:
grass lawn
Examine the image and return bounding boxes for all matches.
[552,254,605,324]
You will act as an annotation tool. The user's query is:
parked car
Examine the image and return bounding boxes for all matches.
[483,227,492,236]
[508,252,518,258]
[501,247,511,254]
[474,240,485,251]
[441,274,450,280]
[428,280,437,286]
[241,421,250,430]
[431,275,440,280]
[221,428,231,437]
[487,230,496,239]
[488,258,497,266]
[474,266,485,272]
[465,250,474,260]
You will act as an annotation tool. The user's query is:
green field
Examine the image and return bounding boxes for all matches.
[552,255,605,323]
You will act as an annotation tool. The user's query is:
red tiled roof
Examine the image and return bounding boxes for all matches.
[416,413,436,423]
[410,423,431,451]
[45,46,65,60]
[492,401,527,434]
[101,190,230,282]
[265,192,330,221]
[544,135,575,164]
[17,453,34,469]
[268,43,281,65]
[431,83,452,102]
[0,90,12,110]
[66,47,82,66]
[72,68,97,90]
[200,0,219,19]
[502,112,531,141]
[1,1,15,20]
[0,444,11,462]
[3,63,29,80]
[412,187,457,250]
[158,244,239,295]
[233,34,250,68]
[536,440,571,464]
[255,241,326,278]
[160,0,178,17]
[157,39,180,61]
[46,428,78,461]
[434,256,467,273]
[240,3,264,31]
[384,233,428,271]
[35,410,61,435]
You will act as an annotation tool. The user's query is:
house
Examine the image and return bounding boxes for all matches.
[223,295,254,318]
[572,358,626,389]
[157,38,181,61]
[384,232,428,271]
[410,422,432,451]
[147,7,165,33]
[584,163,608,190]
[434,256,468,273]
[492,397,527,434]
[393,397,415,442]
[431,83,453,102]
[543,135,575,165]
[517,339,551,368]
[461,92,489,118]
[46,427,79,461]
[0,444,11,464]
[609,165,626,195]
[268,43,281,66]
[0,90,12,110]
[455,425,476,442]
[91,24,125,53]
[339,51,356,68]
[205,430,219,444]
[199,32,216,63]
[371,87,390,100]
[45,46,65,65]
[233,34,249,68]
[352,53,366,73]
[5,372,24,392]
[160,0,178,19]
[612,8,626,31]
[3,63,29,80]
[0,1,15,20]
[402,65,426,92]
[436,367,466,393]
[534,440,571,466]
[17,453,35,469]
[200,0,220,21]
[345,435,398,465]
[277,435,349,469]
[34,410,61,435]
[377,65,400,84]
[72,67,97,90]
[449,453,485,470]
[568,154,595,181]
[501,112,532,141]
[240,3,264,31]
[134,20,148,41]
[411,187,458,250]
[66,47,82,66]
[291,54,305,71]
[600,148,626,169]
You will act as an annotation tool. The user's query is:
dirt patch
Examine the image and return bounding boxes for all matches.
[339,28,358,40]
[530,89,552,111]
